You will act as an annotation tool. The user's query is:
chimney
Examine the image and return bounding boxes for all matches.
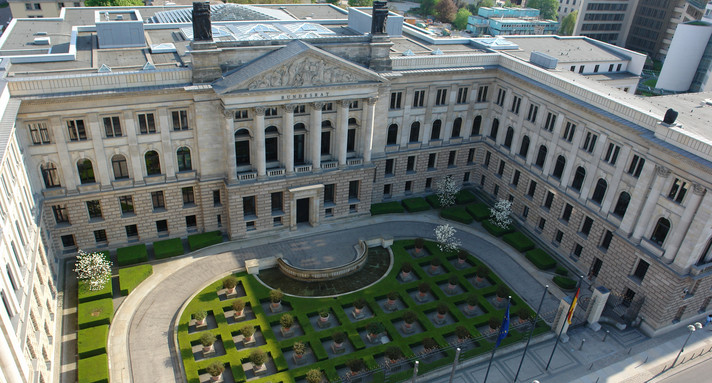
[371,1,388,35]
[192,2,212,42]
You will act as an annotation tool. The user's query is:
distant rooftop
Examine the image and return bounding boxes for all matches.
[502,36,627,63]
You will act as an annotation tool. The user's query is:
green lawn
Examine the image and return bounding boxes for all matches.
[154,238,184,259]
[77,279,113,304]
[77,298,113,329]
[116,244,148,266]
[77,325,109,358]
[370,201,405,215]
[77,353,109,383]
[119,264,153,296]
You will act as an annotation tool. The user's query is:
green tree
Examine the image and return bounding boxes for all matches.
[348,0,373,6]
[453,8,472,30]
[420,0,438,17]
[85,0,144,6]
[527,0,558,20]
[436,0,458,22]
[326,0,340,4]
[559,10,577,35]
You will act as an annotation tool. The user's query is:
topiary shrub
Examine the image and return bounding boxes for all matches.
[306,369,323,383]
[517,308,530,321]
[240,325,255,339]
[293,341,307,356]
[223,276,238,290]
[332,331,346,344]
[425,194,442,208]
[553,275,577,290]
[367,321,384,336]
[457,249,468,260]
[466,203,491,221]
[455,190,477,204]
[437,303,448,315]
[346,358,365,373]
[232,299,245,313]
[354,298,366,309]
[440,207,474,224]
[455,325,470,340]
[423,337,439,350]
[418,282,430,294]
[431,258,441,267]
[403,310,418,324]
[502,232,536,252]
[249,349,268,367]
[476,265,489,278]
[448,275,458,285]
[401,262,413,273]
[414,237,425,250]
[206,362,225,378]
[280,313,294,329]
[193,311,207,322]
[200,332,216,347]
[482,220,513,237]
[555,266,569,276]
[466,294,478,307]
[402,197,431,212]
[370,201,405,215]
[489,317,500,329]
[270,289,283,303]
[385,346,403,361]
[525,249,557,270]
[387,291,399,301]
[496,286,510,299]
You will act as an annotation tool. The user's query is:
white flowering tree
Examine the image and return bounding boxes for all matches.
[489,199,513,229]
[436,175,461,208]
[74,250,112,291]
[435,223,461,253]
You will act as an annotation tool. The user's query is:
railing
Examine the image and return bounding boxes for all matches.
[277,240,368,282]
[267,168,285,177]
[347,158,363,166]
[238,171,257,181]
[295,165,312,173]
[322,161,338,170]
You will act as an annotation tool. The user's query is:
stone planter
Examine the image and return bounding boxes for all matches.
[465,304,477,316]
[367,332,380,343]
[332,341,345,353]
[293,353,306,365]
[210,374,222,382]
[281,326,294,338]
[402,321,414,334]
[401,271,412,281]
[226,287,236,295]
[352,307,364,319]
[270,301,282,313]
[254,363,267,375]
[319,314,329,323]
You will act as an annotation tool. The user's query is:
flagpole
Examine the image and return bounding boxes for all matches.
[513,285,549,382]
[483,296,510,383]
[545,276,583,371]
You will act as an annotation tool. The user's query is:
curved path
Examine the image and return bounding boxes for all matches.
[108,212,563,383]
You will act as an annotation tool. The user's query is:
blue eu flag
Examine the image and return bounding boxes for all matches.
[495,301,510,348]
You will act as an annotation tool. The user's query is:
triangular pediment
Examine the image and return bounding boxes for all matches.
[212,40,385,94]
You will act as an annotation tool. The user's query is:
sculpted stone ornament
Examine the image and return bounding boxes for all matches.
[254,106,266,116]
[192,2,212,42]
[655,165,671,178]
[246,56,359,90]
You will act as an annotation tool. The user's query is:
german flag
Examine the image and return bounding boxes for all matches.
[566,287,580,324]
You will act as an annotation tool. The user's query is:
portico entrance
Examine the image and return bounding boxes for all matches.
[288,184,324,230]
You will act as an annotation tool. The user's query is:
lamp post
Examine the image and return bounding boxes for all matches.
[671,322,702,369]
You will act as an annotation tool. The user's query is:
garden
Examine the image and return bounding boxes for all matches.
[177,238,549,383]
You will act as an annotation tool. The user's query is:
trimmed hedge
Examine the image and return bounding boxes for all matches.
[455,190,477,205]
[119,264,153,296]
[77,298,113,329]
[78,353,109,383]
[116,244,148,266]
[77,325,108,358]
[425,194,442,208]
[502,232,536,253]
[188,231,223,251]
[370,201,405,215]
[440,207,474,224]
[553,275,577,290]
[466,203,490,221]
[525,249,557,270]
[555,266,569,276]
[153,238,184,259]
[402,197,430,212]
[77,279,112,304]
[482,220,513,237]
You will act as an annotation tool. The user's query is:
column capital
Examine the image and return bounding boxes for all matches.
[280,104,295,114]
[337,99,352,108]
[254,106,266,116]
[655,165,671,178]
[693,184,706,195]
[223,109,233,119]
[312,102,325,110]
[367,97,378,105]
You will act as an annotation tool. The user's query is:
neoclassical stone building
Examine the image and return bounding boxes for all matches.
[0,3,710,350]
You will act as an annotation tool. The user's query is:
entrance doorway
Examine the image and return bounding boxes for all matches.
[296,198,310,223]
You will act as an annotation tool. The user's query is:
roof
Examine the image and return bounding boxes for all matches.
[502,36,628,63]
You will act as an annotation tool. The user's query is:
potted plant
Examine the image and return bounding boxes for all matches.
[436,303,448,320]
[206,362,225,382]
[430,258,441,273]
[401,262,413,278]
[517,308,530,324]
[496,286,510,302]
[319,309,330,323]
[332,331,346,347]
[403,310,418,330]
[489,317,500,333]
[418,282,430,298]
[232,299,246,318]
[385,346,403,362]
[366,322,384,342]
[306,369,323,383]
[475,266,489,284]
[193,311,207,326]
[466,294,478,310]
[457,250,468,264]
[414,237,425,253]
[240,325,255,343]
[249,349,268,370]
[346,358,365,375]
[448,275,458,290]
[387,291,398,304]
[223,275,238,294]
[200,332,217,353]
[293,341,307,360]
[455,325,470,341]
[422,337,439,352]
[270,289,283,311]
[280,313,294,337]
[353,298,366,315]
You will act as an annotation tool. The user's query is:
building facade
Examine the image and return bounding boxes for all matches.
[8,0,84,19]
[466,7,559,36]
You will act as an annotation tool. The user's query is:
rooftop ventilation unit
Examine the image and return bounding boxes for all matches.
[34,31,47,36]
[95,9,145,49]
[530,51,558,69]
[33,37,51,45]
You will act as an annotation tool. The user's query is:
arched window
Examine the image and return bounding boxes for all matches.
[387,124,398,145]
[145,151,161,175]
[431,120,442,140]
[613,192,631,218]
[504,127,514,148]
[571,166,586,191]
[77,159,95,184]
[177,147,192,172]
[111,154,129,179]
[451,117,462,138]
[235,129,251,166]
[535,145,547,168]
[409,121,420,143]
[489,118,499,140]
[265,126,280,161]
[41,162,60,188]
[651,218,671,246]
[519,135,530,157]
[552,155,566,179]
[471,115,482,136]
[591,178,607,204]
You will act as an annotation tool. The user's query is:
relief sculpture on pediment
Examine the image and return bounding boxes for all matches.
[247,56,358,90]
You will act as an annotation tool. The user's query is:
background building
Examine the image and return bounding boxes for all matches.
[467,7,559,36]
[7,0,84,19]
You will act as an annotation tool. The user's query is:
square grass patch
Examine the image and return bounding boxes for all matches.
[402,197,430,212]
[466,203,491,221]
[455,190,477,204]
[502,232,535,252]
[153,238,184,259]
[78,353,108,383]
[77,279,112,304]
[370,201,405,215]
[119,264,153,296]
[188,231,223,251]
[116,244,148,266]
[78,298,113,329]
[482,220,513,237]
[77,325,108,358]
[426,194,442,208]
[441,207,474,224]
[525,249,557,270]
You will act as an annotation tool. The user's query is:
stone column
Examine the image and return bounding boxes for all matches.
[254,107,266,178]
[310,102,323,170]
[224,110,238,184]
[282,105,294,175]
[631,165,671,241]
[676,191,712,270]
[363,97,377,163]
[619,162,655,234]
[49,117,78,190]
[586,286,610,331]
[87,114,111,188]
[337,100,350,167]
[158,108,176,180]
[665,184,706,262]
[122,111,144,185]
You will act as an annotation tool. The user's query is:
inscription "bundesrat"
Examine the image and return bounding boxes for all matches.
[281,92,330,100]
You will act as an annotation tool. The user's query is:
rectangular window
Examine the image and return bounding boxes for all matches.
[477,85,488,102]
[25,3,32,10]
[427,153,437,169]
[425,177,433,189]
[570,65,575,71]
[538,217,546,230]
[562,122,576,142]
[435,88,447,105]
[349,180,359,200]
[522,206,529,218]
[103,116,122,137]
[151,191,165,210]
[324,184,335,204]
[234,109,249,119]
[320,131,330,155]
[496,88,506,106]
[138,113,156,134]
[271,192,283,212]
[156,219,168,233]
[413,90,425,107]
[527,104,538,122]
[578,66,584,74]
[407,156,416,172]
[582,132,597,153]
[61,234,76,248]
[347,129,356,152]
[293,105,306,115]
[66,120,87,141]
[632,260,649,282]
[34,3,41,9]
[600,229,613,250]
[119,195,134,214]
[668,178,688,203]
[544,191,554,209]
[186,215,197,228]
[510,95,521,114]
[512,170,520,187]
[608,64,614,72]
[463,172,470,183]
[617,64,622,71]
[594,64,599,73]
[125,224,138,238]
[496,160,506,176]
[266,107,279,116]
[603,143,621,164]
[627,155,645,177]
[405,180,413,192]
[448,150,456,166]
[87,200,102,219]
[554,230,564,244]
[480,175,486,186]
[494,184,500,197]
[467,148,475,164]
[385,159,395,176]
[457,87,468,104]
[390,92,402,109]
[182,187,195,206]
[243,196,256,216]
[544,112,556,132]
[581,216,594,236]
[562,203,573,222]
[213,190,221,206]
[94,229,107,243]
[484,151,491,168]
[171,110,189,131]
[52,205,69,224]
[28,122,51,144]
[573,244,583,258]
[320,104,332,112]
[349,100,359,109]
[527,180,537,197]
[383,184,391,197]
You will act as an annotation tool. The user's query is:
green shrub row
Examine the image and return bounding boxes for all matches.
[481,220,513,237]
[553,275,577,290]
[77,353,109,383]
[370,201,405,215]
[466,203,490,221]
[77,279,112,304]
[502,232,536,253]
[116,244,148,266]
[455,190,477,204]
[153,238,184,259]
[119,264,153,296]
[440,207,474,224]
[402,197,431,212]
[77,298,113,330]
[426,194,442,208]
[525,249,557,270]
[77,325,108,359]
[188,231,223,251]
